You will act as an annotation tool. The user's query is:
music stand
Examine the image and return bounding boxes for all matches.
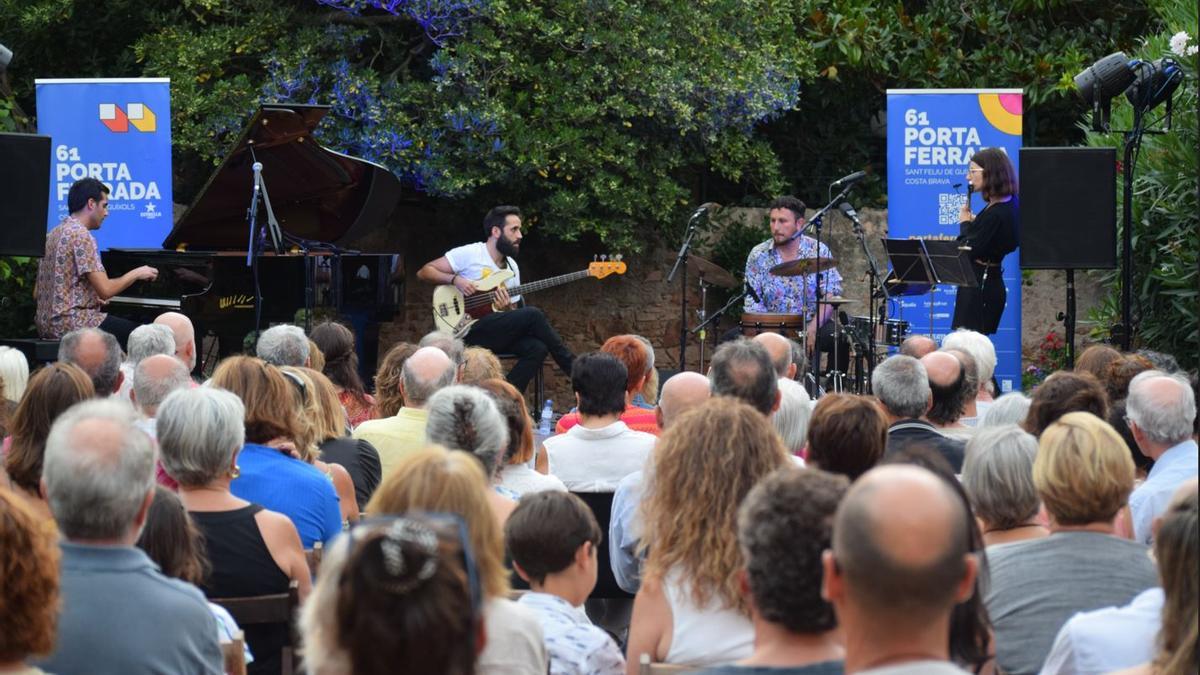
[884,238,977,339]
[884,238,937,341]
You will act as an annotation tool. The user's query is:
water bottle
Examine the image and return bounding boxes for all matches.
[537,399,554,435]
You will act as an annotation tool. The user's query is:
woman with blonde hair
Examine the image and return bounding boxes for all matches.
[476,378,566,496]
[0,345,29,407]
[210,356,342,548]
[626,397,790,670]
[984,412,1159,675]
[280,367,359,524]
[366,447,548,674]
[300,367,381,510]
[373,342,418,418]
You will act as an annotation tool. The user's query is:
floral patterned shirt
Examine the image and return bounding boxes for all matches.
[743,236,843,317]
[35,216,106,338]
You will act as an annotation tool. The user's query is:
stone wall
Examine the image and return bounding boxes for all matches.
[377,206,1103,404]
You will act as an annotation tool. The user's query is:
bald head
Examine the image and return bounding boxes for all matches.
[656,371,711,429]
[754,332,795,379]
[132,354,192,416]
[154,312,196,370]
[401,346,457,408]
[58,327,122,396]
[831,464,973,620]
[900,335,937,359]
[921,351,961,388]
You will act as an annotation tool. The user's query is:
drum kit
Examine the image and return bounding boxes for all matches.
[685,252,909,395]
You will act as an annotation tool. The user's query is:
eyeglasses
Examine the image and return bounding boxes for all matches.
[968,168,984,174]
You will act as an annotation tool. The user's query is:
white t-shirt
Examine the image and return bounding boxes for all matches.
[445,242,522,303]
[545,420,655,492]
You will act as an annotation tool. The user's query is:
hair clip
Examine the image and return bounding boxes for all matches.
[378,519,439,593]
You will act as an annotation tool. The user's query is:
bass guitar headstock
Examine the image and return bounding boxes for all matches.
[589,254,627,279]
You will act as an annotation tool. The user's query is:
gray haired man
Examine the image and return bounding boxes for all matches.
[255,324,310,367]
[37,399,223,674]
[1126,370,1198,544]
[873,355,965,472]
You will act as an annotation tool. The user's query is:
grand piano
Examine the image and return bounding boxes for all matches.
[102,104,403,370]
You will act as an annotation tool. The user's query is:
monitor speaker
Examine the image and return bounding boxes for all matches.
[0,132,51,257]
[1019,147,1117,270]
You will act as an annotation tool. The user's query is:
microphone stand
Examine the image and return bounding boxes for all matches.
[804,183,858,393]
[668,213,702,372]
[844,203,888,393]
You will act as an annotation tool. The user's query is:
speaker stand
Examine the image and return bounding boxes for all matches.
[1056,270,1077,369]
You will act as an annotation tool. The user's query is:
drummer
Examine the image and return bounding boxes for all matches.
[744,196,849,375]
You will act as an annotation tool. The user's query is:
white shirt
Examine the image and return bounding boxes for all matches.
[1129,439,1198,544]
[517,592,624,675]
[445,241,522,302]
[499,463,569,497]
[480,597,549,674]
[1039,587,1163,675]
[545,420,655,492]
[662,568,753,667]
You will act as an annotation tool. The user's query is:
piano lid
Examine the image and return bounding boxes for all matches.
[163,104,403,251]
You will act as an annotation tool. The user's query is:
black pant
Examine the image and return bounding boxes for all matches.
[463,307,574,393]
[99,314,139,352]
[952,263,1006,335]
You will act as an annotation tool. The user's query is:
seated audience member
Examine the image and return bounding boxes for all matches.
[367,447,549,674]
[478,378,568,496]
[131,353,192,438]
[872,355,965,471]
[1134,349,1182,374]
[307,339,325,371]
[117,323,176,400]
[425,384,516,527]
[1074,344,1123,383]
[630,334,659,409]
[754,331,800,381]
[1125,370,1197,544]
[0,488,60,673]
[980,391,1031,427]
[774,378,813,457]
[788,339,807,382]
[462,346,505,385]
[301,514,487,675]
[985,412,1158,675]
[282,367,360,525]
[57,326,123,396]
[707,338,779,417]
[941,329,998,420]
[822,465,979,675]
[3,363,94,520]
[611,371,711,594]
[210,356,342,547]
[419,330,467,370]
[627,398,790,669]
[940,348,981,432]
[1101,353,1154,406]
[545,353,656,492]
[899,334,937,359]
[697,468,848,674]
[0,345,30,405]
[372,341,418,418]
[557,335,660,435]
[921,351,973,433]
[961,425,1047,548]
[1023,371,1108,437]
[1109,398,1154,478]
[304,367,382,510]
[310,321,377,428]
[255,324,310,367]
[507,491,625,674]
[153,311,198,371]
[1041,481,1197,675]
[353,346,456,477]
[136,486,254,668]
[37,399,223,674]
[157,387,311,675]
[805,393,887,480]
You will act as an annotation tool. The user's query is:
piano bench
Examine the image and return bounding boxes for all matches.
[493,353,546,419]
[0,338,61,367]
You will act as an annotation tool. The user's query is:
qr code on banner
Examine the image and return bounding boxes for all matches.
[938,193,964,225]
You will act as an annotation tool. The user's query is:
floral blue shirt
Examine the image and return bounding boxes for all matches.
[743,236,843,316]
[517,592,625,675]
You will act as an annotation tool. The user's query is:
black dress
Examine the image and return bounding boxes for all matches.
[953,197,1019,334]
[192,504,291,675]
[318,436,382,509]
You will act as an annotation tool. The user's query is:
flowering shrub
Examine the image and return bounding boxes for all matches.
[1023,331,1069,391]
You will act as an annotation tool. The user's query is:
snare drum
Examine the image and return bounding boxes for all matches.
[850,316,911,347]
[739,313,805,337]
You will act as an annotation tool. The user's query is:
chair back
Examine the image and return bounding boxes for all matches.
[220,632,247,675]
[572,491,635,599]
[638,653,698,674]
[212,580,301,675]
[305,541,323,576]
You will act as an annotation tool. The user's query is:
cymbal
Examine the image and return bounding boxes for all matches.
[821,296,858,306]
[769,256,839,277]
[687,255,737,288]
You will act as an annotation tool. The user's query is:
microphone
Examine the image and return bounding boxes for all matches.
[688,202,721,222]
[252,162,263,190]
[838,202,865,232]
[745,282,762,304]
[830,170,867,189]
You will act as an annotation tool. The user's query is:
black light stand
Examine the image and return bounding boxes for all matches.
[667,206,709,372]
[840,202,888,392]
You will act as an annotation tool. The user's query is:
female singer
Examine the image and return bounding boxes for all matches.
[954,147,1019,334]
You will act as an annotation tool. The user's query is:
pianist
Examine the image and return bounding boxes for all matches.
[35,178,158,347]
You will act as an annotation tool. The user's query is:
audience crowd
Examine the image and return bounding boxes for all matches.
[0,317,1196,675]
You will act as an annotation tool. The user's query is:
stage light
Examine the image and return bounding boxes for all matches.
[1125,58,1183,112]
[1073,52,1137,106]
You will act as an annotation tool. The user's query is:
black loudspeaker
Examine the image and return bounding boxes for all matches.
[1019,147,1117,269]
[0,132,51,257]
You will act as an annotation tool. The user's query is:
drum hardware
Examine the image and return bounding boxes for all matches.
[768,256,840,277]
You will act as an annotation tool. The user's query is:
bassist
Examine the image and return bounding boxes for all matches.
[417,205,575,393]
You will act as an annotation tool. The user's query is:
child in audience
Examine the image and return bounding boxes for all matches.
[505,491,625,675]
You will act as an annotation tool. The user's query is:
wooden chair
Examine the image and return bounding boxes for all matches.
[572,491,635,600]
[638,653,697,674]
[212,580,301,675]
[305,541,323,576]
[220,632,247,675]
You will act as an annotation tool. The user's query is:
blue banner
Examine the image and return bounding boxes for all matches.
[36,78,172,250]
[885,89,1023,393]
